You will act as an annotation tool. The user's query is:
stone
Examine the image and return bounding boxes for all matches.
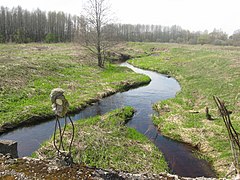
[0,140,18,158]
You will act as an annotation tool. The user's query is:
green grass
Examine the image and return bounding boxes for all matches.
[0,43,150,128]
[36,107,168,173]
[126,42,240,177]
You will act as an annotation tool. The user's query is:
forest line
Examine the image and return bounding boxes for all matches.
[0,6,240,46]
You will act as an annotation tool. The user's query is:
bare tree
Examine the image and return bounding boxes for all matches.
[79,0,113,67]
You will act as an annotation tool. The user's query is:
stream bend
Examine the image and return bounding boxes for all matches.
[0,62,215,177]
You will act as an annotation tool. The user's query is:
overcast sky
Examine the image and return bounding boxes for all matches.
[1,0,239,35]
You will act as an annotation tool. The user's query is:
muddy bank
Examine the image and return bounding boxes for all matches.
[0,80,150,135]
[0,155,220,180]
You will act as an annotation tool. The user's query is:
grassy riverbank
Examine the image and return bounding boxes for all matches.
[36,107,168,173]
[127,42,240,177]
[0,43,150,132]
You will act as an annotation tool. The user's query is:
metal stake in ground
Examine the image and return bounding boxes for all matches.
[213,96,240,179]
[50,88,75,166]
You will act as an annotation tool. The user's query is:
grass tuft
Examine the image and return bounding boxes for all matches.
[36,107,168,173]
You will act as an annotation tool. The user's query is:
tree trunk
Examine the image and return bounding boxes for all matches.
[97,51,102,67]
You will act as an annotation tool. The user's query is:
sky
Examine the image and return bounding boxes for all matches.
[1,0,239,35]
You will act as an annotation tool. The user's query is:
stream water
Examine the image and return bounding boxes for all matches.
[0,62,216,177]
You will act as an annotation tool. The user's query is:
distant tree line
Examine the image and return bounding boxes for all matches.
[109,24,240,46]
[0,6,78,43]
[1,6,240,46]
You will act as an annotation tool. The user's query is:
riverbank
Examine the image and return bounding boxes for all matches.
[0,154,219,180]
[36,107,169,174]
[0,43,150,134]
[127,42,240,177]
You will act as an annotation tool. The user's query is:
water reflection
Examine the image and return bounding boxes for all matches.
[0,63,216,177]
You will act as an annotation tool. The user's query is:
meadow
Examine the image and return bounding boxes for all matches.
[1,42,240,177]
[0,43,150,131]
[127,42,240,176]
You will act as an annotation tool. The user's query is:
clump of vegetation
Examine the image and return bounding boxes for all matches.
[127,42,240,177]
[45,33,58,43]
[0,43,150,130]
[37,107,168,173]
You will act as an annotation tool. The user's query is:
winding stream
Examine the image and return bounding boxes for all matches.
[0,62,215,177]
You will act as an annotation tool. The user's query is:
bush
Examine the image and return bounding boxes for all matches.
[0,33,5,43]
[212,39,227,46]
[45,33,58,43]
[13,29,25,43]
